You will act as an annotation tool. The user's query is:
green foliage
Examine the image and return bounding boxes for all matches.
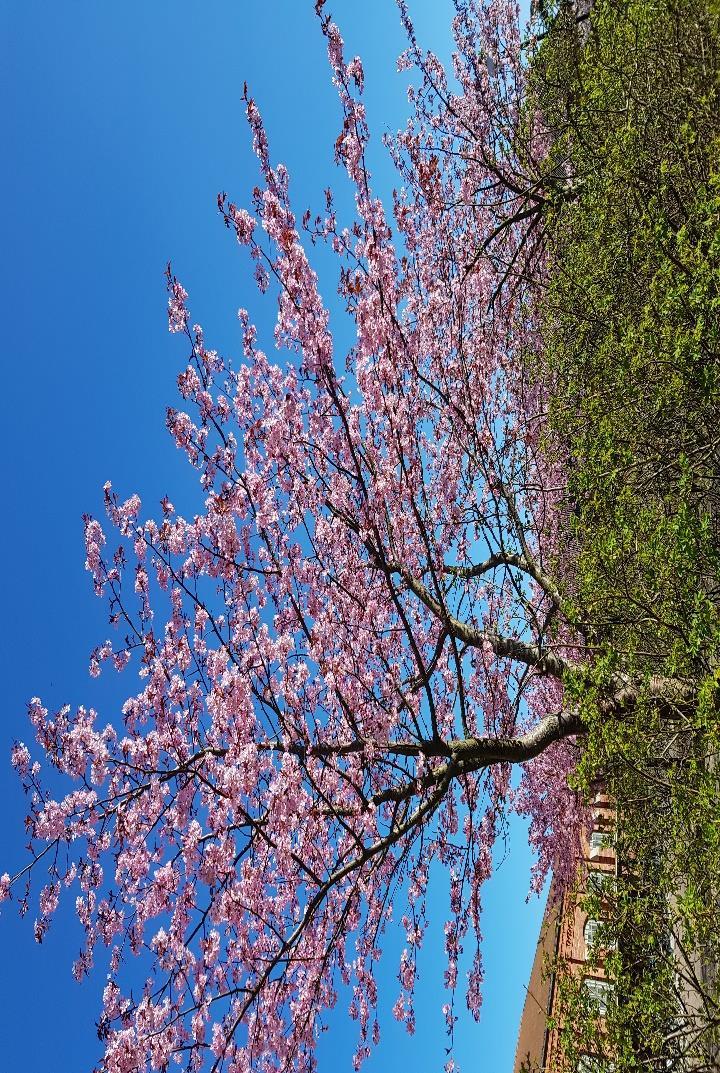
[527,0,720,1067]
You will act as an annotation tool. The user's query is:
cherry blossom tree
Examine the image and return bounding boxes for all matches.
[1,2,651,1070]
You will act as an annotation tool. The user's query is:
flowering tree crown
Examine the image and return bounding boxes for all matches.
[4,4,592,1071]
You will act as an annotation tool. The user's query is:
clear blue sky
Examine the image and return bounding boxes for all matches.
[0,2,543,1071]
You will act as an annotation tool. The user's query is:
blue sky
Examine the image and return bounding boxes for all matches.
[0,2,544,1071]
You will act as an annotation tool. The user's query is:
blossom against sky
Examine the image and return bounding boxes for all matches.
[0,2,540,1070]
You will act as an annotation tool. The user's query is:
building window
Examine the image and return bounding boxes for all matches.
[588,830,606,858]
[583,976,613,1016]
[584,917,601,952]
[586,869,611,898]
[577,1056,615,1072]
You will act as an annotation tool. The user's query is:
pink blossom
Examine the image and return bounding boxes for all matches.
[346,56,364,91]
[83,516,106,593]
[10,742,30,776]
[227,203,256,245]
[167,276,189,333]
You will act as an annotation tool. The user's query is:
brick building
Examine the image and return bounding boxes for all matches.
[513,789,616,1073]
